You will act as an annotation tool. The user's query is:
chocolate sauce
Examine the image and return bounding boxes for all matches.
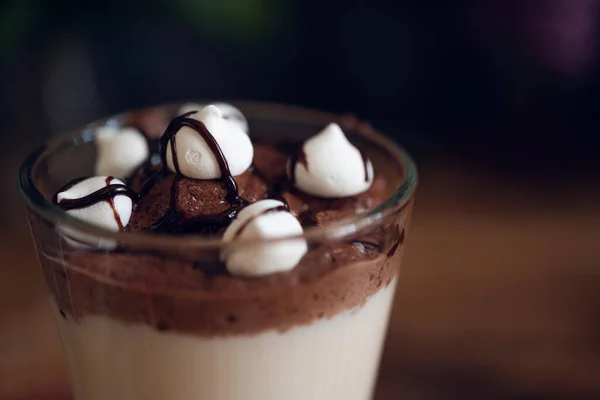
[160,111,243,205]
[149,178,246,234]
[52,178,137,212]
[359,150,370,182]
[147,111,247,233]
[105,177,124,230]
[52,176,137,231]
[182,205,245,234]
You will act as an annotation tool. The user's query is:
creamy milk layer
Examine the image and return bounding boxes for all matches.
[53,279,397,400]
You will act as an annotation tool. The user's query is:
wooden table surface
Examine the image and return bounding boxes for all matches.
[2,160,599,399]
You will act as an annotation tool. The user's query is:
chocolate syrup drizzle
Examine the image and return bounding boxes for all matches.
[140,111,247,233]
[52,176,137,230]
[359,150,370,182]
[160,111,243,204]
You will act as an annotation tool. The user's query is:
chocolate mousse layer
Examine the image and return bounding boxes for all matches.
[39,233,405,336]
[38,112,410,336]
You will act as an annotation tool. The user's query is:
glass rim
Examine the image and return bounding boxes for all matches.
[18,101,417,249]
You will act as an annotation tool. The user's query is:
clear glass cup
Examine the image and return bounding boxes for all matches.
[19,102,417,400]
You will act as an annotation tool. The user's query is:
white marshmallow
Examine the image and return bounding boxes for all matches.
[221,200,307,277]
[166,105,254,179]
[56,176,133,232]
[94,126,149,179]
[290,123,374,198]
[179,102,249,134]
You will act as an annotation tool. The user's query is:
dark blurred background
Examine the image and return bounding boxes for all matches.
[1,0,600,399]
